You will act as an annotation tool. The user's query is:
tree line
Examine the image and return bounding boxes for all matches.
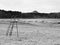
[0,9,60,18]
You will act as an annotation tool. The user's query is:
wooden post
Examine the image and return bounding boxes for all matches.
[6,22,11,36]
[6,19,19,37]
[16,21,19,37]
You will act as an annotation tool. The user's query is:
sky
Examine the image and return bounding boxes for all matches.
[0,0,60,13]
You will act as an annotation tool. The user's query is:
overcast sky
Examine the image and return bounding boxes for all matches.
[0,0,60,13]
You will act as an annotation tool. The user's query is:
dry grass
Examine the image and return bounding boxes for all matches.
[0,19,60,45]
